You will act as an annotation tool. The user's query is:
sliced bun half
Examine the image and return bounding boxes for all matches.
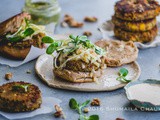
[95,40,138,67]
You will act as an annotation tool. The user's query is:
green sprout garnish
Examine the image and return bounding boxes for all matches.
[6,19,35,42]
[42,34,105,55]
[12,84,30,92]
[69,98,99,120]
[116,68,132,83]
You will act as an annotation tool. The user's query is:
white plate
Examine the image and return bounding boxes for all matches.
[0,97,61,120]
[35,54,141,92]
[99,20,160,49]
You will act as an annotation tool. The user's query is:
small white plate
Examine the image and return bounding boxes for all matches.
[35,54,141,92]
[0,97,61,120]
[99,20,160,49]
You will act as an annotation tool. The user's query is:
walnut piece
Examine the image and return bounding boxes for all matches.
[54,105,65,119]
[83,108,89,113]
[84,16,98,22]
[83,31,92,37]
[91,98,100,106]
[62,14,83,28]
[5,73,13,80]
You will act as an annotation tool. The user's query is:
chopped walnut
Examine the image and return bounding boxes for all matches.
[116,118,125,120]
[62,14,83,28]
[91,98,100,106]
[84,16,98,22]
[83,31,92,37]
[5,73,13,80]
[83,108,89,113]
[54,105,65,119]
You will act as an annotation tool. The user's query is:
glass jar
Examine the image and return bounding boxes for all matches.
[23,0,61,32]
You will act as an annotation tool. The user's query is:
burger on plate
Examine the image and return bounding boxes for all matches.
[42,35,106,83]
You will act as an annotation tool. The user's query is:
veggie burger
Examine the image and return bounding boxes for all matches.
[42,35,106,83]
[0,12,46,59]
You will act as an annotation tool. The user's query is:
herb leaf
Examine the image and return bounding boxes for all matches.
[69,98,78,109]
[12,84,30,92]
[119,68,128,77]
[7,36,24,42]
[116,68,131,83]
[69,98,99,120]
[42,36,54,43]
[23,28,34,37]
[46,43,57,54]
[81,100,90,108]
[88,115,99,120]
[78,36,88,41]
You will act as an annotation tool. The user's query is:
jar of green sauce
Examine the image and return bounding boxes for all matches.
[23,0,61,32]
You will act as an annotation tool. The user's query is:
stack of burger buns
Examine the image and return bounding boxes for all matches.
[112,0,160,43]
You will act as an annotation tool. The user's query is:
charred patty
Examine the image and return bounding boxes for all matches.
[112,16,157,32]
[114,25,158,43]
[0,81,42,112]
[114,0,160,21]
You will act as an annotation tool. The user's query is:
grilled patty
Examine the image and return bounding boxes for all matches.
[64,59,105,72]
[114,0,160,21]
[0,81,42,112]
[112,16,157,32]
[114,25,158,43]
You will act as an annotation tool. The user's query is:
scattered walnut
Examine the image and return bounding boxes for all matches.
[62,14,83,28]
[84,16,98,22]
[116,118,125,120]
[83,31,92,37]
[83,108,89,113]
[26,70,32,74]
[54,105,65,119]
[91,98,100,106]
[5,73,13,80]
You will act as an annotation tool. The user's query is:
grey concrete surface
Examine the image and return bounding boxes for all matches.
[0,0,160,120]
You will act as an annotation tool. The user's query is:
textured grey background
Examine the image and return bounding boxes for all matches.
[0,0,160,120]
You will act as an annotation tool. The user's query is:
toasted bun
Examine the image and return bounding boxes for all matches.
[53,68,103,83]
[95,40,138,67]
[0,12,31,37]
[0,45,31,60]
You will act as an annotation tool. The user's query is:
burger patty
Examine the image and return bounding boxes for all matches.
[112,16,157,32]
[64,59,105,72]
[114,0,160,21]
[0,81,42,112]
[0,32,45,49]
[114,25,158,43]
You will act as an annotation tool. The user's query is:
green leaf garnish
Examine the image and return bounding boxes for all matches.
[119,68,128,77]
[23,28,34,37]
[69,98,78,109]
[69,98,99,120]
[116,68,131,83]
[88,115,99,120]
[12,84,30,92]
[42,36,54,43]
[6,19,35,42]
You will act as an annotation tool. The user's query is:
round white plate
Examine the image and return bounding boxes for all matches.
[35,54,141,92]
[99,20,160,49]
